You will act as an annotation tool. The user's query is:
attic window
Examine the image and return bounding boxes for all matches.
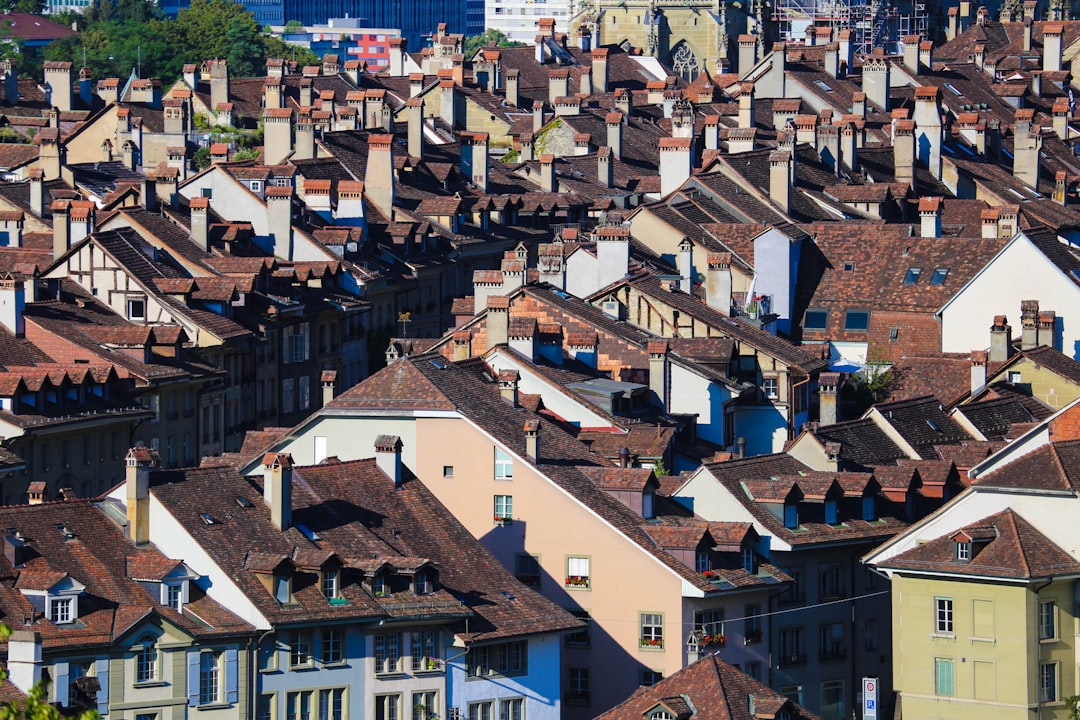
[889,328,899,341]
[903,267,922,284]
[642,491,655,519]
[274,574,291,604]
[844,310,870,332]
[930,268,949,285]
[956,541,971,561]
[804,309,828,331]
[862,496,876,521]
[784,502,799,530]
[49,596,74,624]
[825,498,839,525]
[650,712,675,720]
[322,569,339,601]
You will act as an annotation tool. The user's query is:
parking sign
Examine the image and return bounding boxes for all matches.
[863,677,878,720]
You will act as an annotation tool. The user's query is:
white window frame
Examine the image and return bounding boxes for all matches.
[199,651,221,705]
[49,596,74,624]
[566,556,590,589]
[935,597,954,635]
[494,494,513,522]
[127,297,147,322]
[1040,600,1057,640]
[136,636,158,683]
[494,447,513,479]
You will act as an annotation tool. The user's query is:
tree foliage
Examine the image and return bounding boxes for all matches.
[463,28,523,57]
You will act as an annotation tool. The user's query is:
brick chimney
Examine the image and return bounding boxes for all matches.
[769,151,791,214]
[524,419,540,463]
[919,196,941,237]
[262,452,293,529]
[265,185,294,261]
[486,296,509,350]
[1020,300,1040,350]
[43,61,72,113]
[126,446,158,544]
[658,137,691,197]
[819,372,840,426]
[539,153,556,192]
[592,48,609,93]
[648,339,669,410]
[375,435,404,488]
[706,253,732,313]
[970,350,988,394]
[190,196,209,251]
[498,369,520,406]
[862,56,890,112]
[365,134,395,219]
[893,119,916,192]
[1023,16,1033,52]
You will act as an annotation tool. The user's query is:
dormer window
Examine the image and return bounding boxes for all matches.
[743,547,755,574]
[642,491,654,519]
[650,712,674,720]
[274,574,291,604]
[414,570,434,596]
[49,596,74,624]
[695,551,710,573]
[322,569,339,601]
[956,541,972,562]
[373,574,388,598]
[862,496,876,522]
[163,581,185,611]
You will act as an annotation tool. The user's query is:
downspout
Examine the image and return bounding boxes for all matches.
[250,628,275,718]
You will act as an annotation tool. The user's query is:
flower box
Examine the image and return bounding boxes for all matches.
[494,515,513,525]
[565,575,589,588]
[639,638,664,648]
[701,634,726,647]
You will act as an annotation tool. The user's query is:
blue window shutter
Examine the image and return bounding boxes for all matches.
[224,648,238,704]
[95,658,110,715]
[54,661,69,707]
[187,650,201,706]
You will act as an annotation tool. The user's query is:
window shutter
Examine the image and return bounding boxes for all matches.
[53,661,69,707]
[95,658,110,715]
[187,650,200,706]
[224,647,238,703]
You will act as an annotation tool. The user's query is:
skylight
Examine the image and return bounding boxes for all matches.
[945,83,963,96]
[815,80,834,92]
[931,268,949,285]
[904,267,922,284]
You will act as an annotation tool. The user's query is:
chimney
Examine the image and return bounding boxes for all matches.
[919,196,942,237]
[818,124,839,173]
[365,134,395,219]
[838,30,854,75]
[293,113,314,161]
[519,132,534,162]
[770,42,787,96]
[51,200,69,261]
[209,59,229,110]
[0,273,24,337]
[1023,17,1033,52]
[595,225,630,288]
[913,86,942,179]
[947,7,958,39]
[43,61,72,113]
[579,67,592,97]
[677,237,693,293]
[389,38,406,76]
[190,196,209,251]
[598,146,613,187]
[28,169,43,218]
[548,69,569,104]
[824,43,839,79]
[919,40,934,71]
[840,122,857,173]
[0,212,22,248]
[769,151,791,214]
[533,100,546,132]
[506,69,520,107]
[970,350,988,394]
[1045,23,1064,71]
[852,92,866,119]
[862,56,890,112]
[1021,300,1040,350]
[265,186,294,261]
[499,369,520,407]
[893,119,916,192]
[704,116,720,150]
[463,132,489,193]
[374,436,404,488]
[1052,98,1069,140]
[486,296,509,350]
[262,453,293,529]
[615,87,631,118]
[37,129,61,180]
[981,208,999,239]
[738,82,755,128]
[261,108,292,165]
[648,339,669,410]
[592,48,609,93]
[0,59,16,105]
[989,315,1013,362]
[706,253,732,313]
[79,66,93,107]
[409,72,424,98]
[738,34,758,75]
[439,79,456,129]
[902,35,920,74]
[606,112,623,159]
[452,331,471,361]
[524,420,540,463]
[7,632,41,695]
[1013,111,1042,189]
[973,43,986,73]
[658,137,691,197]
[819,372,840,426]
[336,180,365,227]
[125,446,158,545]
[539,153,556,192]
[141,175,157,212]
[1055,170,1068,205]
[406,97,424,158]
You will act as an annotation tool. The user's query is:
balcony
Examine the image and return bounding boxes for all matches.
[778,652,806,668]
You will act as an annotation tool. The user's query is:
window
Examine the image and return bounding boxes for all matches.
[199,651,220,705]
[287,691,313,720]
[819,622,845,661]
[934,658,954,696]
[412,691,437,720]
[468,702,493,720]
[69,662,91,707]
[844,310,870,332]
[744,604,761,642]
[865,618,879,650]
[494,495,513,523]
[784,503,798,529]
[818,564,844,599]
[956,541,971,561]
[695,550,710,573]
[803,309,828,330]
[165,582,183,611]
[820,680,844,720]
[515,553,541,588]
[825,498,839,525]
[411,630,437,671]
[321,629,343,664]
[565,609,591,647]
[257,695,274,720]
[318,689,344,720]
[935,597,954,634]
[843,261,856,272]
[1040,601,1057,640]
[781,686,804,706]
[745,661,761,680]
[49,597,73,624]
[763,377,779,400]
[283,323,310,364]
[566,556,590,588]
[282,378,295,414]
[903,267,922,284]
[466,641,527,677]
[494,447,513,479]
[779,627,805,666]
[782,566,804,604]
[374,633,402,674]
[888,327,899,341]
[137,636,157,683]
[566,667,590,703]
[640,613,663,649]
[443,465,454,478]
[375,694,400,720]
[695,608,723,640]
[931,267,949,285]
[322,570,339,601]
[862,496,877,521]
[290,631,311,667]
[1041,662,1058,702]
[640,670,663,686]
[500,698,523,720]
[128,298,146,321]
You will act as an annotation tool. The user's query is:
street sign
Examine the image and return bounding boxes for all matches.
[863,677,878,720]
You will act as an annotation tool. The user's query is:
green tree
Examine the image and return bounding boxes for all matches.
[224,16,262,78]
[262,33,318,66]
[174,0,258,63]
[192,145,211,170]
[283,19,304,33]
[464,28,523,56]
[85,0,161,25]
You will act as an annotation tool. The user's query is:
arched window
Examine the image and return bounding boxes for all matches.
[136,635,157,683]
[671,42,700,83]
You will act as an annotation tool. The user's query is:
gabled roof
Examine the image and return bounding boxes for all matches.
[970,438,1080,492]
[879,509,1080,580]
[872,395,974,458]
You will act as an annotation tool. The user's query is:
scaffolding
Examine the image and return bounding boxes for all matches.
[770,0,926,55]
